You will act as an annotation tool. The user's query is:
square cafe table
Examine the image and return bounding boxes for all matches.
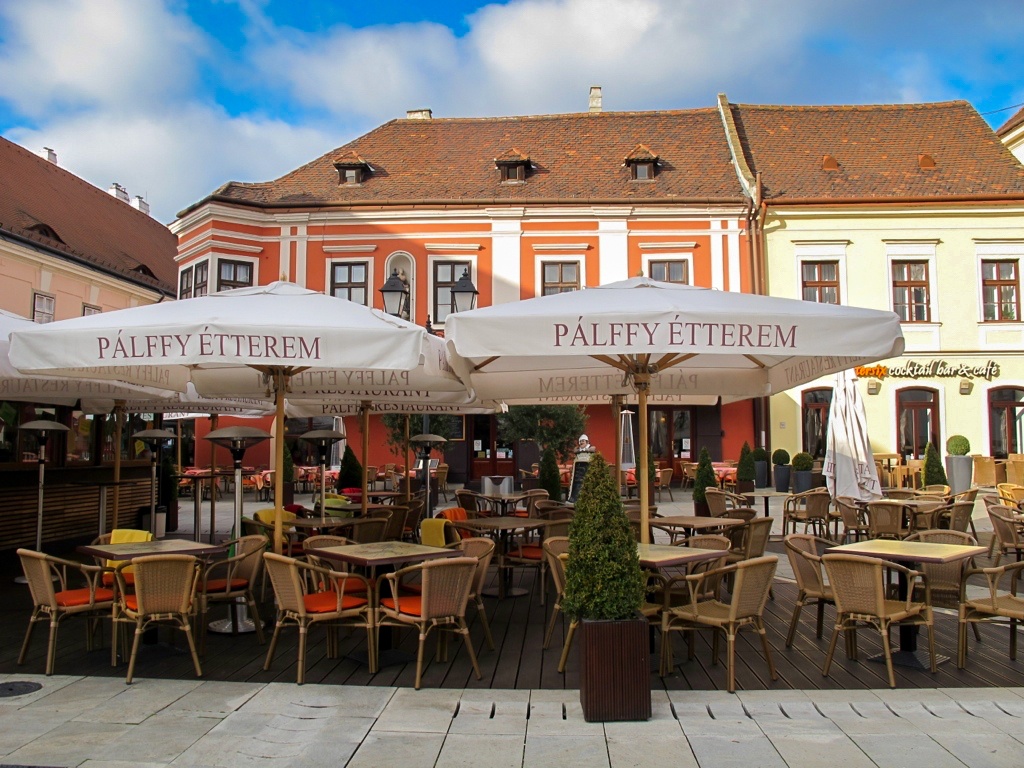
[826,539,987,668]
[651,516,746,540]
[452,517,546,598]
[78,539,228,561]
[742,489,792,518]
[637,543,728,570]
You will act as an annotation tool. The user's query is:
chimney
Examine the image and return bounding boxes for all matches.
[589,86,602,113]
[131,195,150,216]
[108,183,129,202]
[40,147,58,164]
[406,108,432,120]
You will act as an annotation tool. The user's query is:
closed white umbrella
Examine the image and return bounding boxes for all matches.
[9,281,432,552]
[446,277,904,541]
[823,369,882,502]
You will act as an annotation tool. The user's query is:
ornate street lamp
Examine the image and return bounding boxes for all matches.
[451,268,479,313]
[379,269,410,319]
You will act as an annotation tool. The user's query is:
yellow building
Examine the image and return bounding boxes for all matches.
[723,99,1024,462]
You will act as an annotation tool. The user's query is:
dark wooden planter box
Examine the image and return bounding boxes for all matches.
[735,480,755,494]
[578,614,651,722]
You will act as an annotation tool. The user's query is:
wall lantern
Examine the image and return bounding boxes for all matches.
[379,269,410,319]
[866,379,881,395]
[959,379,974,395]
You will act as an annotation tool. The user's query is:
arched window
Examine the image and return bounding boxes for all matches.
[989,387,1024,458]
[897,388,939,460]
[802,388,832,458]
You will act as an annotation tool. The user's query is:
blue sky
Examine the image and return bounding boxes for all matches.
[1,0,1022,223]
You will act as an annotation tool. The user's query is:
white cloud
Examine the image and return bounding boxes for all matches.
[0,0,205,117]
[7,106,336,223]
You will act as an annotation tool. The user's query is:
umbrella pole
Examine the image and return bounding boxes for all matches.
[273,372,286,554]
[636,373,651,545]
[361,401,370,516]
[208,414,219,544]
[611,395,623,497]
[404,414,411,502]
[112,405,123,530]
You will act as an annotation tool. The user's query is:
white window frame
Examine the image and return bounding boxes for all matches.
[192,259,210,297]
[534,254,585,298]
[641,253,693,285]
[794,242,848,305]
[976,242,1024,325]
[32,292,55,323]
[213,254,258,293]
[886,242,939,325]
[429,255,477,328]
[325,258,375,307]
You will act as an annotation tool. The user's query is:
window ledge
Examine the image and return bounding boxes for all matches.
[899,321,941,329]
[980,322,1023,328]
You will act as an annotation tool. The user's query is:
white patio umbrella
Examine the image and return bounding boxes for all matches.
[9,281,431,551]
[446,277,905,542]
[823,369,882,502]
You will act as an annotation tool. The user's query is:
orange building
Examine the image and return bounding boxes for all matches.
[173,99,759,481]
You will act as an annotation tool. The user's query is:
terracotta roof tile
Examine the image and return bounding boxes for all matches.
[728,100,1024,202]
[0,136,176,293]
[997,105,1024,138]
[494,147,530,164]
[188,110,746,212]
[624,143,658,162]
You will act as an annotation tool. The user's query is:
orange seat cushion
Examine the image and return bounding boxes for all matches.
[123,594,138,611]
[56,587,114,607]
[304,590,368,613]
[204,578,249,592]
[511,545,543,561]
[102,572,136,587]
[380,595,423,616]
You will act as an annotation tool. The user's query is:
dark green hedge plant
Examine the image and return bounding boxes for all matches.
[751,447,770,463]
[692,447,717,504]
[736,441,755,482]
[791,452,814,472]
[771,448,790,466]
[924,442,948,485]
[336,444,363,490]
[562,452,645,621]
[538,445,562,502]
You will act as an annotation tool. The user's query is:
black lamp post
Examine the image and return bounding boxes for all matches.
[379,269,410,319]
[300,428,347,521]
[410,433,446,519]
[133,428,177,537]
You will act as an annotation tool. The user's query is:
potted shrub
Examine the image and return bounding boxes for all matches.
[538,445,563,502]
[692,447,717,516]
[735,441,755,494]
[280,444,296,507]
[335,444,363,493]
[772,449,791,493]
[562,452,649,722]
[945,435,972,494]
[751,447,770,488]
[923,442,948,488]
[791,451,814,493]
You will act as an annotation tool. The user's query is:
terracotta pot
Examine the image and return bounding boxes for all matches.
[578,614,651,722]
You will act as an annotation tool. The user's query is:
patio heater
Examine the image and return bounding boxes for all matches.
[410,433,446,520]
[15,420,69,584]
[133,428,177,538]
[203,425,272,634]
[299,428,347,522]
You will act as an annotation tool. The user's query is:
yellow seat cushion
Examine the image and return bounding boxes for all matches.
[108,528,152,576]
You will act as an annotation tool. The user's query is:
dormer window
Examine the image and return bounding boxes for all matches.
[495,148,529,184]
[625,143,658,181]
[333,150,371,185]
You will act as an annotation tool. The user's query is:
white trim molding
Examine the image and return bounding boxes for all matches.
[793,241,849,306]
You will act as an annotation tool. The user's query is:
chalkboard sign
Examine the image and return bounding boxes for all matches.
[567,460,590,504]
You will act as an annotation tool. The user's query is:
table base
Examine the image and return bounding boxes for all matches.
[867,649,948,669]
[207,601,257,635]
[482,586,529,598]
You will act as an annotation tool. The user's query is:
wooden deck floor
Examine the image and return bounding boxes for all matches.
[4,539,1024,693]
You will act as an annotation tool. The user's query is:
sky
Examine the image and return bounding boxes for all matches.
[1,0,1023,224]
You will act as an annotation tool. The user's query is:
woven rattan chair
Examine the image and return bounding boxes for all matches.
[821,553,934,688]
[833,496,869,543]
[656,467,675,502]
[435,464,450,501]
[455,489,491,517]
[654,535,731,620]
[883,488,917,500]
[921,484,951,496]
[864,500,909,539]
[380,505,410,541]
[908,499,948,532]
[17,549,114,675]
[935,501,975,533]
[91,529,153,588]
[542,537,571,653]
[987,504,1024,566]
[783,535,835,647]
[782,488,832,537]
[659,555,778,692]
[341,516,390,544]
[263,552,375,683]
[958,559,1024,668]
[197,534,267,654]
[517,488,549,518]
[904,529,981,643]
[113,554,202,684]
[376,556,482,689]
[301,534,352,559]
[460,537,496,651]
[705,488,750,518]
[420,518,462,548]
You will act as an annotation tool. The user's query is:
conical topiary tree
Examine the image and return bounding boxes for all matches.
[736,441,754,482]
[923,442,948,486]
[336,444,363,491]
[562,452,645,621]
[538,445,562,502]
[692,447,717,505]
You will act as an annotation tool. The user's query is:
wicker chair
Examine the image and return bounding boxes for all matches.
[821,553,934,688]
[783,535,835,647]
[782,488,832,537]
[935,501,975,533]
[341,515,390,544]
[920,484,951,496]
[516,488,549,518]
[113,554,202,684]
[376,556,482,689]
[542,537,571,652]
[435,464,450,501]
[705,488,750,517]
[833,496,869,543]
[263,552,375,684]
[380,505,410,541]
[17,549,114,676]
[455,489,491,517]
[461,537,497,651]
[883,488,917,500]
[91,529,153,588]
[196,534,267,654]
[958,559,1024,668]
[655,467,675,502]
[987,504,1024,566]
[863,500,909,539]
[659,555,779,693]
[904,529,981,642]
